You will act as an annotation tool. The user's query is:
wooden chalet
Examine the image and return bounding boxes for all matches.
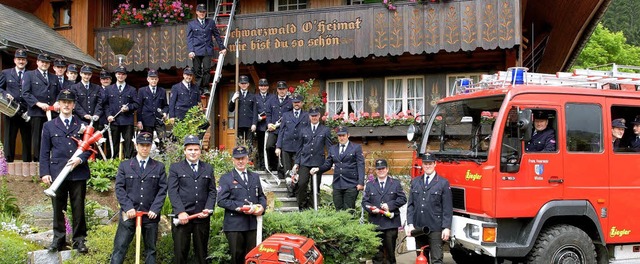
[0,0,612,173]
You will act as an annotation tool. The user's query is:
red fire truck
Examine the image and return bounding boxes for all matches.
[407,65,640,264]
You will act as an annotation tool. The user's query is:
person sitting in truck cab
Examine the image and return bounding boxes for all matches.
[612,118,627,151]
[526,111,556,152]
[631,116,640,152]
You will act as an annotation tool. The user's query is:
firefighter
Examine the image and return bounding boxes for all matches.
[405,153,452,264]
[526,110,556,152]
[228,75,257,145]
[71,65,103,126]
[612,118,626,151]
[105,66,139,159]
[265,81,293,178]
[276,94,308,197]
[362,159,407,264]
[254,78,274,170]
[0,49,32,162]
[631,116,640,152]
[137,69,168,150]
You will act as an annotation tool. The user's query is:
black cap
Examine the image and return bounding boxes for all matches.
[258,78,269,86]
[196,4,206,12]
[80,65,92,74]
[136,132,153,144]
[183,67,193,75]
[232,146,249,158]
[309,107,320,116]
[115,65,127,73]
[632,115,640,125]
[183,135,201,146]
[422,153,436,162]
[239,75,250,84]
[57,89,76,101]
[291,94,303,102]
[336,126,348,135]
[67,64,78,73]
[37,53,51,62]
[276,81,287,89]
[533,110,550,119]
[375,159,388,169]
[100,70,111,79]
[148,69,158,77]
[14,49,27,58]
[53,58,66,67]
[612,118,626,129]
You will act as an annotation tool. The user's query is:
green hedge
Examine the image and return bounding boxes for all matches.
[0,230,41,264]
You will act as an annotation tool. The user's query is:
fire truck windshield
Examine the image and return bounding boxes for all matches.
[422,95,505,162]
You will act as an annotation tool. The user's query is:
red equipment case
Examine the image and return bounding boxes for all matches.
[245,233,323,264]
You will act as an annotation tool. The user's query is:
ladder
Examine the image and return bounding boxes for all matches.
[205,0,237,120]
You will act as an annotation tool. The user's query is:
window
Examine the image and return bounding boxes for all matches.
[348,0,366,4]
[446,73,484,96]
[326,79,364,117]
[385,76,425,116]
[610,106,640,153]
[51,0,72,29]
[271,0,307,11]
[566,103,603,152]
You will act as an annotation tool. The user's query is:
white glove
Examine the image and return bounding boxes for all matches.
[275,148,281,157]
[310,167,319,175]
[405,224,415,237]
[231,91,240,101]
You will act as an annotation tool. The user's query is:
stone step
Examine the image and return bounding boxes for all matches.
[278,197,298,207]
[274,206,299,213]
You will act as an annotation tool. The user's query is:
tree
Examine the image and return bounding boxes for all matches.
[601,0,640,46]
[573,23,640,70]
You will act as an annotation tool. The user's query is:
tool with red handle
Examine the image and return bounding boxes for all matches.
[169,209,213,226]
[365,205,394,219]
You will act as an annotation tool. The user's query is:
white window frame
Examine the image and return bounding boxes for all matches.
[274,0,308,11]
[326,78,364,117]
[384,76,425,116]
[446,72,485,96]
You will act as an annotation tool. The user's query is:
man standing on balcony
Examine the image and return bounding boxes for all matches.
[71,66,103,127]
[105,66,139,159]
[0,49,32,162]
[229,75,257,148]
[265,81,292,178]
[276,94,308,196]
[137,69,168,150]
[169,67,199,121]
[254,78,273,171]
[188,3,227,95]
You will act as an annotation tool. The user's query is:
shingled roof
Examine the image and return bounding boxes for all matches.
[0,4,101,68]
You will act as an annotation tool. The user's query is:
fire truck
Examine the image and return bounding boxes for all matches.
[407,65,640,264]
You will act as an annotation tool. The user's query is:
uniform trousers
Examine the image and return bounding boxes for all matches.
[3,115,31,162]
[52,180,87,246]
[333,187,359,211]
[265,133,279,176]
[225,230,257,264]
[110,216,158,264]
[415,231,444,264]
[192,55,212,92]
[112,124,134,159]
[172,220,210,264]
[296,165,321,210]
[29,116,46,161]
[373,228,399,264]
[237,127,253,148]
[255,130,266,170]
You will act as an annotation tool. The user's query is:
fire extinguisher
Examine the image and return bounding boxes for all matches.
[416,245,429,264]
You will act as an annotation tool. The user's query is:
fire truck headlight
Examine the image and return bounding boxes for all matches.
[407,124,420,142]
[464,224,481,240]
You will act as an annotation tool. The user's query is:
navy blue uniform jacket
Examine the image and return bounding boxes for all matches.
[228,91,257,128]
[39,117,91,180]
[168,82,199,120]
[0,68,28,112]
[22,70,60,117]
[71,82,104,120]
[265,96,292,135]
[137,86,168,127]
[295,124,333,167]
[318,142,365,189]
[255,93,274,132]
[187,18,226,56]
[630,136,640,152]
[276,110,309,152]
[218,170,267,232]
[362,177,407,230]
[526,128,556,152]
[115,158,168,223]
[407,173,453,233]
[168,160,216,223]
[104,83,139,125]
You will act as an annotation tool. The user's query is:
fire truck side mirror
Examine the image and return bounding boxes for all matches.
[517,108,532,140]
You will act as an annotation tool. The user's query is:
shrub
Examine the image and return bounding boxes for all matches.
[66,199,112,231]
[0,177,19,217]
[0,230,41,263]
[88,158,121,192]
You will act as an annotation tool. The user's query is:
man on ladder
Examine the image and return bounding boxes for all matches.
[188,3,227,95]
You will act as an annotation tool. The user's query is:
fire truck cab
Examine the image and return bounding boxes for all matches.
[408,66,640,264]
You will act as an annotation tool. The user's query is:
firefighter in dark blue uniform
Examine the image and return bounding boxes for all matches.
[276,94,308,196]
[110,132,167,264]
[254,78,274,170]
[362,159,407,264]
[168,135,217,264]
[0,49,32,162]
[405,154,452,264]
[137,69,168,149]
[66,64,79,84]
[98,70,112,158]
[169,67,199,121]
[311,126,365,211]
[218,146,267,264]
[631,116,640,152]
[40,89,91,253]
[526,110,556,152]
[292,106,333,210]
[187,4,227,94]
[52,58,74,90]
[71,66,103,125]
[22,53,60,162]
[105,65,139,159]
[612,118,627,151]
[228,75,257,144]
[265,81,293,177]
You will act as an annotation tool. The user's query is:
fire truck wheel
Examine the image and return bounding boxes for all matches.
[526,224,596,264]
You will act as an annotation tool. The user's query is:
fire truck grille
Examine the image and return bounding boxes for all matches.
[451,187,466,211]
